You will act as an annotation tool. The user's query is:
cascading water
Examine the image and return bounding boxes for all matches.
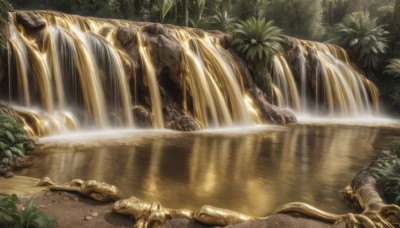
[272,38,380,116]
[4,11,259,136]
[2,11,381,136]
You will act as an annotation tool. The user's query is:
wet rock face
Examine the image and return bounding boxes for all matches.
[250,87,297,124]
[280,110,297,124]
[142,24,183,84]
[16,11,46,30]
[132,106,152,128]
[116,27,136,47]
[167,116,201,131]
[0,157,13,175]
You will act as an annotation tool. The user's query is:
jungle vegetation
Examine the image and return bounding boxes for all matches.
[1,0,400,111]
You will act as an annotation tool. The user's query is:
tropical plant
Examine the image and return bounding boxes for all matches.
[209,11,236,31]
[0,113,30,163]
[331,11,389,69]
[265,0,325,40]
[370,142,400,205]
[230,0,270,20]
[0,0,12,53]
[0,194,56,228]
[155,0,175,22]
[231,17,283,96]
[189,0,206,27]
[322,0,350,26]
[385,59,400,77]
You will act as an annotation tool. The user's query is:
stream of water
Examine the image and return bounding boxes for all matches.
[16,122,400,217]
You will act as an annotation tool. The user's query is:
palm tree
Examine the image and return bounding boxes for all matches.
[331,11,389,69]
[231,17,283,96]
[385,59,400,77]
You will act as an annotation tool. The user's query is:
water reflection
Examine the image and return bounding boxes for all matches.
[17,125,400,217]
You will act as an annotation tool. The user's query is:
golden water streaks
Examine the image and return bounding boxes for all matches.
[136,30,164,128]
[273,38,380,115]
[272,55,300,111]
[169,28,256,127]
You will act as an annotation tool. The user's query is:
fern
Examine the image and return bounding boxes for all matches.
[370,142,400,205]
[0,113,30,162]
[0,195,56,228]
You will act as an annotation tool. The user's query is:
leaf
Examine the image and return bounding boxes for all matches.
[4,150,12,160]
[5,130,15,143]
[9,147,24,157]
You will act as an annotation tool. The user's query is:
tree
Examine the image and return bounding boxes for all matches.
[331,11,389,69]
[322,0,350,26]
[265,0,325,40]
[231,17,283,96]
[231,0,270,20]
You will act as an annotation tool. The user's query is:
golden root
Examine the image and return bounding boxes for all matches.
[37,176,400,227]
[36,177,121,201]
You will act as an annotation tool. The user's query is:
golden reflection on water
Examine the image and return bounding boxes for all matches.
[16,125,400,216]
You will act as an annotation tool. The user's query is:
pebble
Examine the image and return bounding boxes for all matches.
[83,215,93,221]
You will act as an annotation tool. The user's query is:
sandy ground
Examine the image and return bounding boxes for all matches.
[2,176,346,228]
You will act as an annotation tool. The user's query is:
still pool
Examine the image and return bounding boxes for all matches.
[16,123,400,217]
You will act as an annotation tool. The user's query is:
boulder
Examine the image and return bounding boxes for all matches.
[16,11,46,30]
[167,116,201,131]
[132,106,152,128]
[116,26,136,46]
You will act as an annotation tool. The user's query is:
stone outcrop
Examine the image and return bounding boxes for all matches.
[16,11,46,30]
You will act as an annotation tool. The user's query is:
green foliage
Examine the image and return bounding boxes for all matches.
[232,17,282,63]
[231,17,282,95]
[331,11,389,69]
[231,0,269,20]
[209,11,236,32]
[371,157,400,205]
[265,0,326,40]
[385,59,400,77]
[322,0,350,26]
[0,0,12,53]
[189,0,206,27]
[156,0,175,23]
[0,113,29,162]
[370,140,400,205]
[391,141,400,156]
[0,194,56,228]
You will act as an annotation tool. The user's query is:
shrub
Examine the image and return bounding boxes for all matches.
[0,194,56,228]
[331,11,389,69]
[0,113,30,163]
[231,17,282,96]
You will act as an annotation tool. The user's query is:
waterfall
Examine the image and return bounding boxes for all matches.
[5,11,259,136]
[3,11,381,136]
[271,38,379,116]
